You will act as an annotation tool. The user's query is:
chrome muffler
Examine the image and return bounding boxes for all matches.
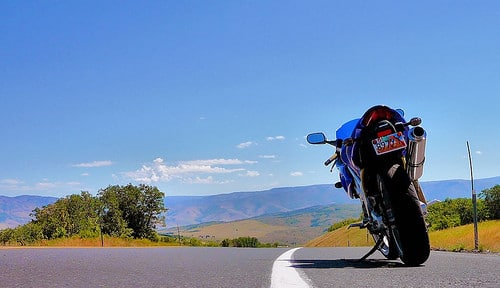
[407,126,426,180]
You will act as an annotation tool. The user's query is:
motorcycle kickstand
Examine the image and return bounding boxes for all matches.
[356,236,383,262]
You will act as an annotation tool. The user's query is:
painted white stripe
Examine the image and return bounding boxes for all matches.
[270,248,312,288]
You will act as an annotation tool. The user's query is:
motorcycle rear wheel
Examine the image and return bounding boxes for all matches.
[383,164,430,266]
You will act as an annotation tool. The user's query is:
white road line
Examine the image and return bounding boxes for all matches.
[270,247,312,288]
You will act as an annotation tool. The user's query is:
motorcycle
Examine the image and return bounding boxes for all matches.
[307,105,430,266]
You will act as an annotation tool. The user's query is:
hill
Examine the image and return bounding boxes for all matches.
[165,177,500,226]
[305,220,500,253]
[0,176,499,229]
[420,177,500,201]
[0,195,58,229]
[163,203,361,245]
[164,184,349,226]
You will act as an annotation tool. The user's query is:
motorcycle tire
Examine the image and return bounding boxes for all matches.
[383,164,430,266]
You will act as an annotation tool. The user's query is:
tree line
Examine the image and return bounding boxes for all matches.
[426,185,499,231]
[0,184,166,245]
[220,236,280,248]
[325,185,499,232]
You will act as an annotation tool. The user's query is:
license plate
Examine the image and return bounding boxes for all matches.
[372,132,407,155]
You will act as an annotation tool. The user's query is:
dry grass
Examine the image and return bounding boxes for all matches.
[35,236,177,248]
[5,220,497,251]
[429,220,500,252]
[306,220,500,253]
[305,226,375,247]
[182,219,291,240]
[180,219,323,245]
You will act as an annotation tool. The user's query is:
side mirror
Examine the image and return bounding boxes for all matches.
[307,132,327,144]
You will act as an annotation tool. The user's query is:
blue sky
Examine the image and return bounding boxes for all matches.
[1,1,499,197]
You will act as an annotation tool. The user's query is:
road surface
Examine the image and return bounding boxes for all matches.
[1,247,498,287]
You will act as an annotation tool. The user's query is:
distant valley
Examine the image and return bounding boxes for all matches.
[164,184,349,226]
[1,177,499,234]
[164,176,500,227]
[163,203,362,245]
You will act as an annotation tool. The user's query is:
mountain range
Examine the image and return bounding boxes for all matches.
[163,203,362,245]
[165,176,500,226]
[0,195,58,229]
[1,177,499,229]
[164,184,348,226]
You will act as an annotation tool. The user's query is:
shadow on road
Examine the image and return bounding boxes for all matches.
[290,258,407,269]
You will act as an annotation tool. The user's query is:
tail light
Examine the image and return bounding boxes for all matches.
[376,129,393,138]
[361,107,394,127]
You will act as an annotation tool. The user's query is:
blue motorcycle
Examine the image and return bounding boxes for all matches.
[307,105,430,266]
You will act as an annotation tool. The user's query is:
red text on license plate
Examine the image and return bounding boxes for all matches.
[372,132,407,155]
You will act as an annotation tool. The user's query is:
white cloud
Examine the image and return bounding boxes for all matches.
[290,171,303,177]
[35,182,57,189]
[0,178,23,185]
[72,160,113,168]
[188,176,215,184]
[259,155,276,159]
[475,151,482,155]
[237,141,256,149]
[185,176,233,185]
[266,136,285,141]
[66,181,81,186]
[125,157,254,184]
[245,171,260,177]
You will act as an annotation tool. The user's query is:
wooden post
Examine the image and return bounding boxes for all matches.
[466,141,479,251]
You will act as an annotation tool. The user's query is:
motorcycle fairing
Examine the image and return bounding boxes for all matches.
[334,106,408,197]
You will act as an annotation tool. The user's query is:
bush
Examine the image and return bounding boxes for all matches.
[0,228,15,245]
[427,197,489,231]
[13,222,44,245]
[220,236,261,247]
[480,185,500,219]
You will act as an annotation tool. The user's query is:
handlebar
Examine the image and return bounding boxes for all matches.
[310,116,422,168]
[324,153,338,166]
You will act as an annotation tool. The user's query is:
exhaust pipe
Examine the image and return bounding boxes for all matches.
[407,126,426,180]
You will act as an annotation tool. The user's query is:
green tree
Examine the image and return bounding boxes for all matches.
[3,184,166,245]
[64,192,101,238]
[232,236,260,247]
[0,228,15,245]
[32,201,68,239]
[98,185,130,237]
[31,191,101,239]
[99,184,166,239]
[427,197,489,231]
[480,185,500,219]
[13,222,44,245]
[220,238,231,247]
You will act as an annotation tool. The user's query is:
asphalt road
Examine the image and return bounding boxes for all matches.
[292,247,500,288]
[1,247,498,288]
[1,247,287,288]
